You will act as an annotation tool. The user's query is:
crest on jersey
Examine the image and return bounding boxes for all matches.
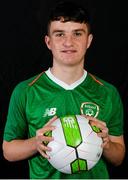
[80,102,99,117]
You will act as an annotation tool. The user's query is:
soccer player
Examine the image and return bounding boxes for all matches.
[2,1,125,179]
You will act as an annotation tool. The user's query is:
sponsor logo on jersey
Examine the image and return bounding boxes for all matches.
[80,102,99,117]
[43,108,57,117]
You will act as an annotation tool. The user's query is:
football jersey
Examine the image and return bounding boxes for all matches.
[3,68,124,179]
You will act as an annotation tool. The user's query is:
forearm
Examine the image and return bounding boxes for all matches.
[103,141,125,166]
[3,137,37,161]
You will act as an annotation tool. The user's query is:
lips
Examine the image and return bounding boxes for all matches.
[61,50,77,53]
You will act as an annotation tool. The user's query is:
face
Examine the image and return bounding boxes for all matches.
[45,21,93,67]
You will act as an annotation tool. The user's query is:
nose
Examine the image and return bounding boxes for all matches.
[63,35,73,47]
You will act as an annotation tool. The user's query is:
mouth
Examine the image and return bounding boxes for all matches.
[61,50,77,54]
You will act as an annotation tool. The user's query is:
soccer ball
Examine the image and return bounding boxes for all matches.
[46,115,103,174]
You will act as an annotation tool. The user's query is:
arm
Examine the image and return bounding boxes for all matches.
[102,135,125,166]
[3,138,37,161]
[2,116,57,161]
[85,115,125,166]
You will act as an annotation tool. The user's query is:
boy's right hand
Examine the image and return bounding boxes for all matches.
[36,116,57,159]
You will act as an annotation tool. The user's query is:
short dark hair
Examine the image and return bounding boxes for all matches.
[47,1,92,34]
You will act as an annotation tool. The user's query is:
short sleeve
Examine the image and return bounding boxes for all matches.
[3,83,28,141]
[108,87,124,136]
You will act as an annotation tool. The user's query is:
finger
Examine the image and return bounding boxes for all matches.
[101,142,107,148]
[36,132,54,146]
[101,138,109,148]
[98,132,107,138]
[103,137,109,143]
[37,135,54,143]
[38,143,52,159]
[36,126,55,136]
[42,126,56,134]
[90,120,106,130]
[40,143,52,151]
[84,115,98,122]
[38,148,50,159]
[37,143,51,153]
[42,136,54,146]
[44,116,58,127]
[85,115,106,126]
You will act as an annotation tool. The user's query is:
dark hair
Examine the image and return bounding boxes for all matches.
[47,1,92,34]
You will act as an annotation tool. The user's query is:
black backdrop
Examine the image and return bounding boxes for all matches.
[0,0,128,178]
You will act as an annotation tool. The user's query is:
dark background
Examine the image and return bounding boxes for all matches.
[0,0,128,178]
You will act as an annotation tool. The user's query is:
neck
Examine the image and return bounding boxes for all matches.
[50,65,85,85]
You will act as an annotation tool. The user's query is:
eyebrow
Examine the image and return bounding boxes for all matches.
[52,29,86,35]
[52,30,64,34]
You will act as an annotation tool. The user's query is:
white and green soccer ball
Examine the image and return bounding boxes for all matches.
[46,115,103,174]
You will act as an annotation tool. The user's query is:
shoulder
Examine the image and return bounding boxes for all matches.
[12,71,45,96]
[89,73,116,88]
[88,73,120,96]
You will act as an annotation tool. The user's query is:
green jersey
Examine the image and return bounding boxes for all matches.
[3,69,124,179]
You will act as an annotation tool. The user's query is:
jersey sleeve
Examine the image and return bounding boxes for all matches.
[3,82,28,141]
[108,86,124,136]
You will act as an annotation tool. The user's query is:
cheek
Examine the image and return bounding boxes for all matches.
[50,38,59,45]
[81,41,88,52]
[79,42,88,52]
[52,42,62,52]
[77,43,88,57]
[50,43,61,57]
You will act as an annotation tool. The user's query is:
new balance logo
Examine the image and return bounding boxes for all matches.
[43,108,57,117]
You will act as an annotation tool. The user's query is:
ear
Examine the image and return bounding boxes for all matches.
[87,34,93,49]
[45,35,51,50]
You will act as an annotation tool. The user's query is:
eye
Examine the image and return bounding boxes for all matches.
[74,32,82,37]
[55,32,65,37]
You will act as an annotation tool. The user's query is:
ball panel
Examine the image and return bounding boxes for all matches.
[48,146,76,170]
[60,115,82,147]
[76,116,93,140]
[47,141,65,156]
[71,159,88,173]
[87,159,98,170]
[77,142,103,162]
[84,131,102,146]
[52,126,66,145]
[52,118,62,127]
[59,164,72,174]
[47,122,67,156]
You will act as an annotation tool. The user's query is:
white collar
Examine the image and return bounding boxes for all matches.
[45,68,87,90]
